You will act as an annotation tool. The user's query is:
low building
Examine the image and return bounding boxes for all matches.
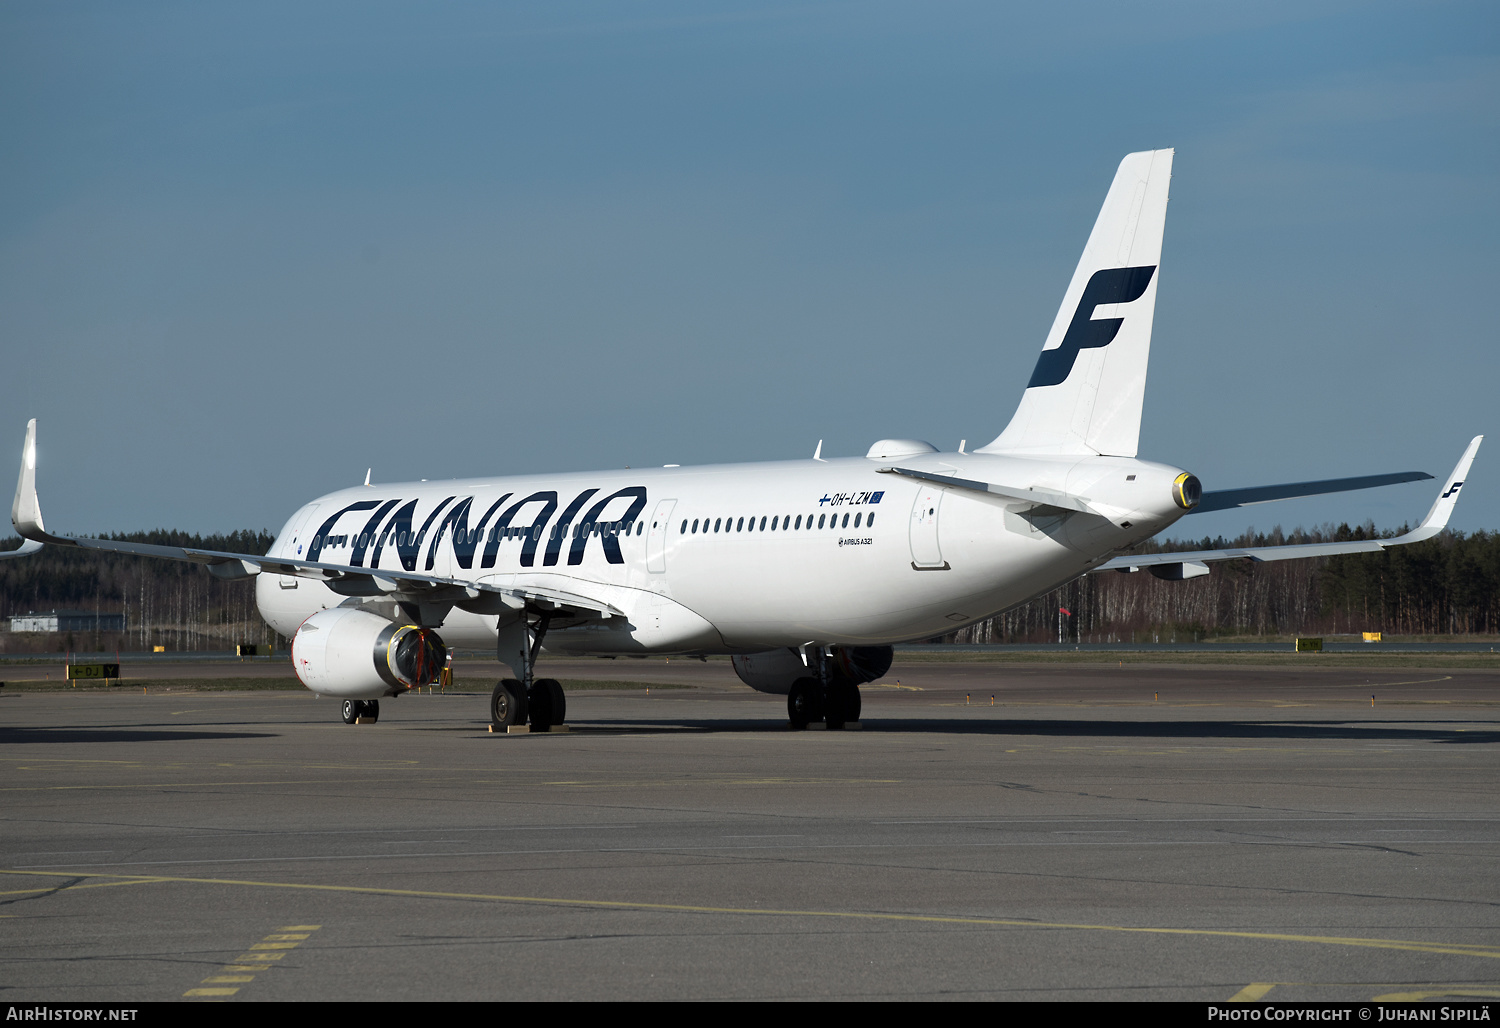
[8,610,127,633]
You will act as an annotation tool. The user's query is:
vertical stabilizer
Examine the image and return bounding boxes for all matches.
[978,149,1173,457]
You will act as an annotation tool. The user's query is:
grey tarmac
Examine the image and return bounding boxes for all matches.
[2,656,1499,1002]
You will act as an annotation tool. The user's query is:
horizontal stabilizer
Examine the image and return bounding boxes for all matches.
[876,466,1100,515]
[1192,470,1433,514]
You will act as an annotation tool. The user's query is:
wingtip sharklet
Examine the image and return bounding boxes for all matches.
[12,418,68,546]
[1405,434,1483,541]
[12,418,44,541]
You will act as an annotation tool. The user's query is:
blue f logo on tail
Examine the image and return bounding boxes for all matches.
[1027,265,1157,388]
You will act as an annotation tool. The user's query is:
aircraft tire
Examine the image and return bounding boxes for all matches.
[364,700,379,723]
[491,679,527,728]
[825,681,861,730]
[788,677,820,729]
[546,679,566,725]
[826,685,846,731]
[529,679,559,731]
[341,698,359,725]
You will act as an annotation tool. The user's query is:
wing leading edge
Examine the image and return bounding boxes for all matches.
[1099,436,1482,573]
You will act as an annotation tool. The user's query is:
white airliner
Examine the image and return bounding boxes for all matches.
[7,149,1482,731]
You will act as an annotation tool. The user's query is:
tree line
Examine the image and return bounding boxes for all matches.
[0,530,276,653]
[955,524,1500,643]
[2,522,1497,651]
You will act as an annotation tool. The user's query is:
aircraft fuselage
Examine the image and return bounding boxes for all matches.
[255,449,1193,654]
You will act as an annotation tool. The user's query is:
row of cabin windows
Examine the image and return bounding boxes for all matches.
[679,511,875,535]
[315,510,880,551]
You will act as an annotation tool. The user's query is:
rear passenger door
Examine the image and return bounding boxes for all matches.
[908,487,945,568]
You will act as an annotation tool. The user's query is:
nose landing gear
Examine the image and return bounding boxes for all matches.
[340,698,380,724]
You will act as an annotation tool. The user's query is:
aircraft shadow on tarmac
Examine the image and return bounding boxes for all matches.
[0,727,280,744]
[572,717,1500,744]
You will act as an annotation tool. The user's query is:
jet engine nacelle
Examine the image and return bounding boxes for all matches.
[291,607,446,699]
[731,645,894,695]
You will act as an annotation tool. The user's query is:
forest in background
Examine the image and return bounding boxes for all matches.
[0,530,277,653]
[957,524,1500,644]
[2,523,1498,652]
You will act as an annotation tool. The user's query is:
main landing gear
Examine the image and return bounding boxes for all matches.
[490,613,568,732]
[787,649,862,730]
[489,677,568,731]
[341,698,380,724]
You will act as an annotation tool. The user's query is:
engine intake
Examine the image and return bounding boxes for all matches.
[291,607,445,698]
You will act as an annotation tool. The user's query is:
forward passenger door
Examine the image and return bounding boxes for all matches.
[646,499,677,573]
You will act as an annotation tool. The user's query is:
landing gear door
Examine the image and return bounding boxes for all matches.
[908,486,945,568]
[646,499,677,573]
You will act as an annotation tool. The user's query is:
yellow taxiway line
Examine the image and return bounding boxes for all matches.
[5,868,1498,963]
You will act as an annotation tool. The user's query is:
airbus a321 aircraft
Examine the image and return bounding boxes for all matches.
[7,149,1482,732]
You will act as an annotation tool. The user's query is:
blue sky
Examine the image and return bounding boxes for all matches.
[2,1,1495,538]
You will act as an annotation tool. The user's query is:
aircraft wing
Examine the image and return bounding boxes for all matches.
[0,538,42,561]
[9,419,622,620]
[1099,436,1481,572]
